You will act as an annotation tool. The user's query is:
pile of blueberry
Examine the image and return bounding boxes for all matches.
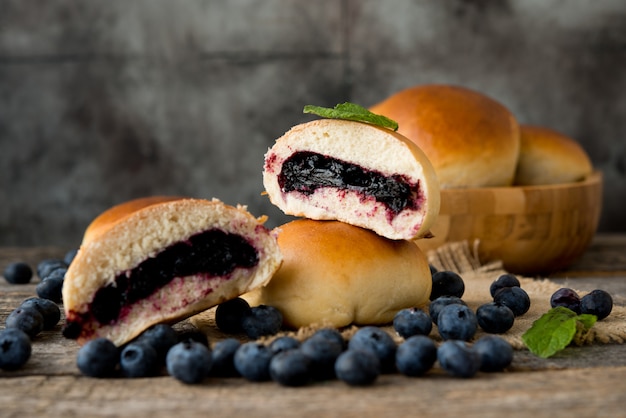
[73,283,519,386]
[3,251,76,303]
[0,255,616,386]
[1,255,74,371]
[76,323,212,382]
[550,287,613,319]
[214,297,283,340]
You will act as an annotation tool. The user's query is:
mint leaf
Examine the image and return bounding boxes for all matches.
[522,307,597,358]
[576,313,597,329]
[573,314,597,345]
[303,102,399,131]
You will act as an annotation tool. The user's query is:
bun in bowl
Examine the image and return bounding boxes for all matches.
[514,125,593,186]
[242,219,433,328]
[370,84,520,188]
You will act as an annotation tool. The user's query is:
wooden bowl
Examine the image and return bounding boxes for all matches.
[415,171,603,275]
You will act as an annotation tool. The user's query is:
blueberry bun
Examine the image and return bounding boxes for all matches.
[62,197,282,346]
[262,118,440,240]
[242,219,432,328]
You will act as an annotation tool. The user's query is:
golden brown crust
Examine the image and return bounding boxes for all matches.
[370,84,520,188]
[63,197,282,346]
[242,219,432,328]
[83,196,184,244]
[514,125,593,185]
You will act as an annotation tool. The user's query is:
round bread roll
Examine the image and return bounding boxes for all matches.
[62,197,282,346]
[242,219,432,329]
[369,84,521,188]
[263,118,440,240]
[514,125,593,185]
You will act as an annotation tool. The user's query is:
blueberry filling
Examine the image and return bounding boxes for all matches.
[278,151,420,215]
[63,229,258,338]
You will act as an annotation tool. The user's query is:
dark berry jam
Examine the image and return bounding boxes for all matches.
[63,229,258,338]
[278,151,420,215]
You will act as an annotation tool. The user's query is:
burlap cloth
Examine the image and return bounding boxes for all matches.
[191,241,626,350]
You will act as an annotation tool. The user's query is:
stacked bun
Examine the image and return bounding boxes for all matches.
[369,84,593,188]
[243,219,432,329]
[246,116,440,328]
[262,118,440,240]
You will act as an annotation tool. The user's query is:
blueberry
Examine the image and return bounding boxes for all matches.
[489,274,521,298]
[241,305,283,340]
[476,302,515,334]
[269,336,300,355]
[300,334,343,380]
[393,307,433,339]
[269,349,312,387]
[473,335,514,372]
[395,335,437,377]
[550,288,581,314]
[580,289,613,320]
[210,338,241,377]
[430,271,465,300]
[19,297,61,330]
[120,342,160,378]
[437,304,478,341]
[347,326,397,373]
[176,328,209,347]
[36,259,67,280]
[429,296,467,325]
[494,287,531,317]
[43,267,67,281]
[5,306,44,339]
[215,297,251,334]
[309,328,346,350]
[76,338,119,378]
[0,328,32,370]
[437,340,481,378]
[3,262,33,284]
[36,270,66,303]
[63,249,79,266]
[135,324,178,364]
[233,342,273,382]
[166,340,212,384]
[335,349,380,386]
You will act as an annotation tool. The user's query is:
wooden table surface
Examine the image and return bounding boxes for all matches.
[1,235,626,418]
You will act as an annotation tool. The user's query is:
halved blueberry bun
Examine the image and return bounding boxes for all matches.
[62,197,282,346]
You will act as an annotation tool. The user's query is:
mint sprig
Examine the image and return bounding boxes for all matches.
[522,307,597,358]
[303,102,399,131]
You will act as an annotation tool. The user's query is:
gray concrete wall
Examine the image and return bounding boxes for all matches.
[1,0,625,248]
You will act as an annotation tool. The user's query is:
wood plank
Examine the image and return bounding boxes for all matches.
[0,367,625,418]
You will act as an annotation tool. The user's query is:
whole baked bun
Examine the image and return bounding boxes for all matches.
[242,219,432,329]
[369,84,521,188]
[263,118,440,240]
[514,125,593,186]
[62,196,282,346]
